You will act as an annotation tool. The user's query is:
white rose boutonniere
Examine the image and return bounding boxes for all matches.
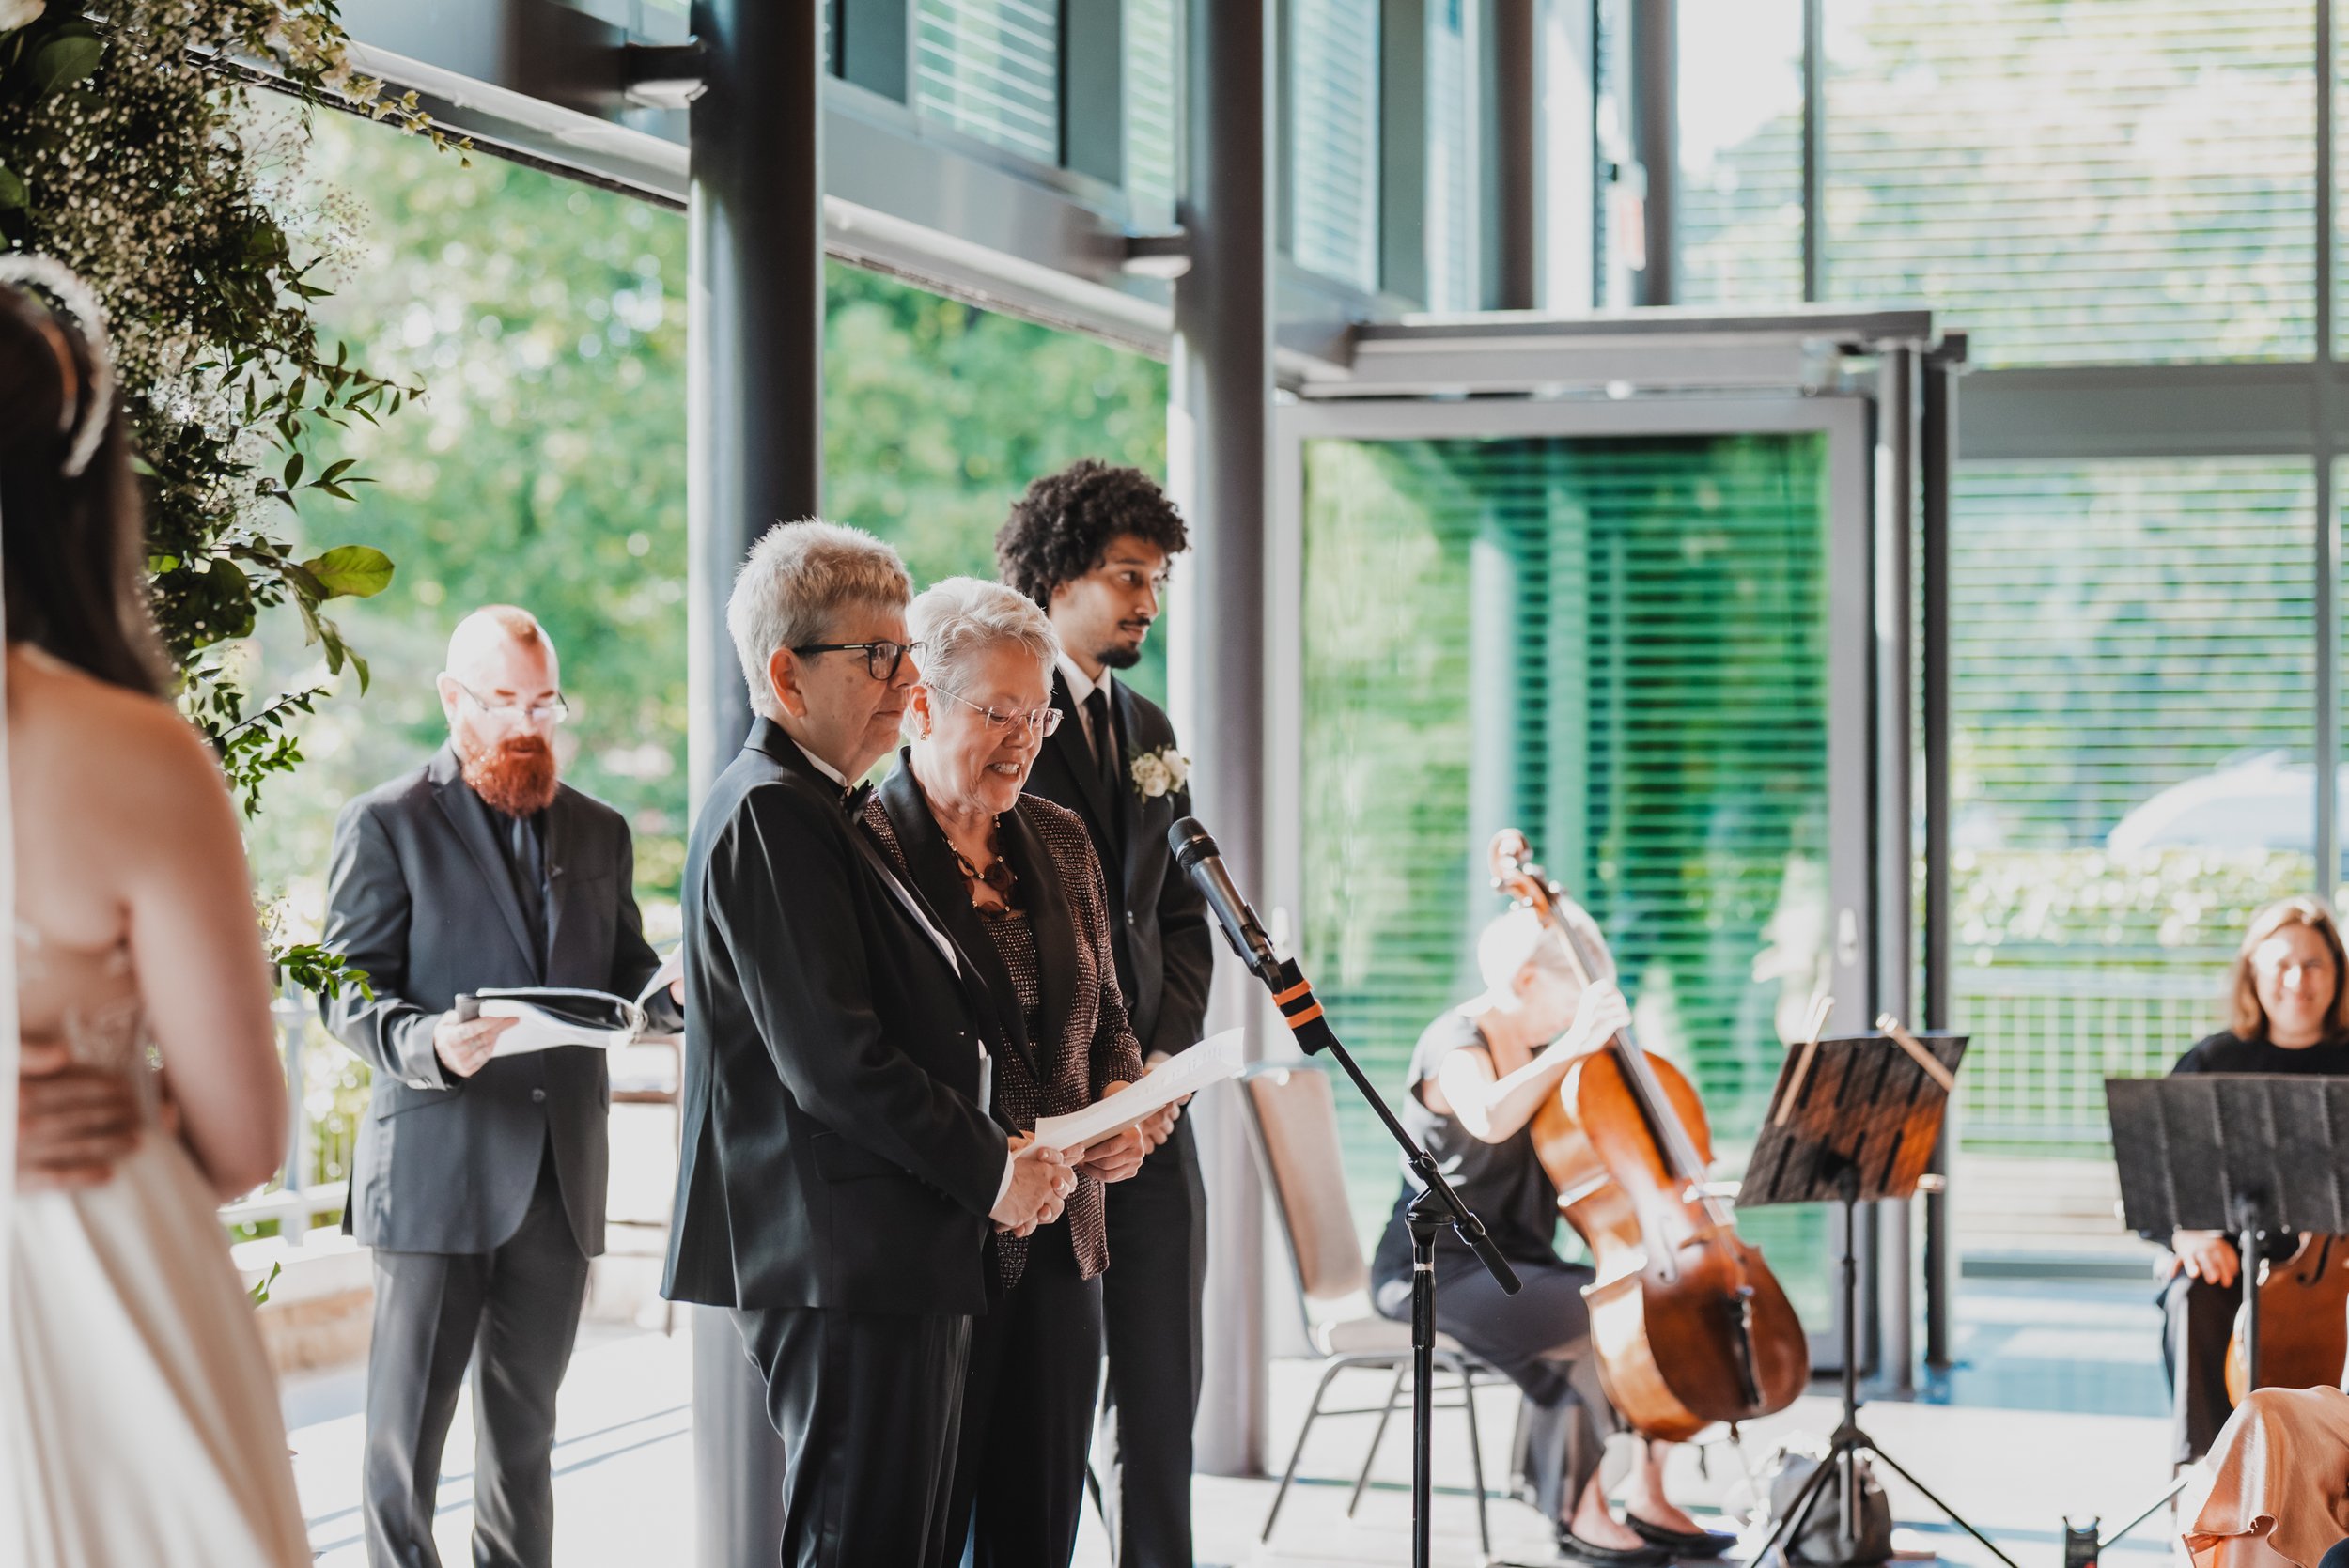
[1129,744,1190,800]
[0,0,48,32]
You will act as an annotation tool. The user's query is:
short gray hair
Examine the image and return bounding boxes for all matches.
[908,576,1059,697]
[727,520,912,718]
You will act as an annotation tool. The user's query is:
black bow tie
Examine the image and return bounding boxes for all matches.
[842,780,875,816]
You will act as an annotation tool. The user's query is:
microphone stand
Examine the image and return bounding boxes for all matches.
[1171,817,1519,1566]
[1251,952,1524,1568]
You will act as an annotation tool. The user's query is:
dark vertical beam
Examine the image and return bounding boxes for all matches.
[1175,0,1271,1478]
[1379,0,1429,304]
[686,2,824,1560]
[1629,0,1673,304]
[1063,0,1125,185]
[1485,0,1540,309]
[836,0,910,101]
[1875,344,1919,1396]
[1921,354,1954,1371]
[1801,0,1823,302]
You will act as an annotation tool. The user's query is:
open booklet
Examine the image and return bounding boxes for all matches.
[473,949,682,1057]
[1023,1027,1247,1155]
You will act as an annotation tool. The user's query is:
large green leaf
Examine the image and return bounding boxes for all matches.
[26,32,101,100]
[300,544,395,599]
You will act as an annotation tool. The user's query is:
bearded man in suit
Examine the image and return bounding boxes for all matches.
[320,605,681,1568]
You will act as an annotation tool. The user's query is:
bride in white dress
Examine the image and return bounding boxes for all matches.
[1,266,311,1565]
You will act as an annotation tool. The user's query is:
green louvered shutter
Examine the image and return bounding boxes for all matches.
[1299,430,1837,1318]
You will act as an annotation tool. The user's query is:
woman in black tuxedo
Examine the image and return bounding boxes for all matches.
[861,575,1163,1568]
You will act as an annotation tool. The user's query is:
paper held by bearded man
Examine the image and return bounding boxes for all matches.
[469,948,683,1056]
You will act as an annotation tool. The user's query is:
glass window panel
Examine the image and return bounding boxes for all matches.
[1950,461,2316,1160]
[915,0,1062,164]
[1677,0,1806,306]
[1299,431,1835,1319]
[1126,0,1183,230]
[1289,0,1383,291]
[1425,0,1478,311]
[1824,1,2316,365]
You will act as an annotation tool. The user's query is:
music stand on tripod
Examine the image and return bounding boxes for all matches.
[2088,1075,2349,1551]
[1738,1027,2009,1568]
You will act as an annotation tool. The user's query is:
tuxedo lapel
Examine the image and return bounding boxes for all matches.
[1001,804,1078,1077]
[1110,681,1148,877]
[428,748,538,973]
[1047,673,1121,860]
[876,763,1038,1080]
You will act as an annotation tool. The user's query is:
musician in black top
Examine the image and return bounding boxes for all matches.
[2158,895,2349,1467]
[1369,908,1733,1568]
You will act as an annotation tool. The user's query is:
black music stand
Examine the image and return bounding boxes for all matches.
[2090,1075,2349,1552]
[2107,1073,2349,1394]
[1738,1032,2009,1568]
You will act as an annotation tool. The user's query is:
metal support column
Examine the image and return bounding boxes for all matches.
[1486,0,1541,310]
[1629,0,1674,305]
[1174,0,1272,1479]
[1875,344,1920,1397]
[1921,352,1955,1371]
[686,1,824,1561]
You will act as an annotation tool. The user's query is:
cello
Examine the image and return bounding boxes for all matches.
[1489,829,1812,1441]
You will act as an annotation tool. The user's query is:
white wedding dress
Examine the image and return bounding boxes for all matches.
[6,917,311,1566]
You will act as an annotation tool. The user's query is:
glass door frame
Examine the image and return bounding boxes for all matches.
[1266,390,1885,1373]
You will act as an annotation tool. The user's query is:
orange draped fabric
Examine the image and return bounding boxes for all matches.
[2185,1387,2349,1568]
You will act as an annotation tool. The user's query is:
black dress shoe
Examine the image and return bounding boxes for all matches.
[1626,1514,1740,1558]
[1554,1526,1673,1566]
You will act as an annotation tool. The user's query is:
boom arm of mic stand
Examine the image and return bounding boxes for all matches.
[1257,955,1521,1296]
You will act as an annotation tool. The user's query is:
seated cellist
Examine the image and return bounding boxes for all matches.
[1367,908,1734,1567]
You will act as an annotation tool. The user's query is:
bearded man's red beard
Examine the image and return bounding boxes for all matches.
[461,734,560,816]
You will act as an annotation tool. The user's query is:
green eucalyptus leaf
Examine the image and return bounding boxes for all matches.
[0,163,25,211]
[300,544,395,600]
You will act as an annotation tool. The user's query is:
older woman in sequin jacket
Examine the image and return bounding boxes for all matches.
[861,575,1164,1568]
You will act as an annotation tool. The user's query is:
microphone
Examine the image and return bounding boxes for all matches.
[1168,816,1279,979]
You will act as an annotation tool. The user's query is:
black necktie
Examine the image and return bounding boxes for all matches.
[506,810,548,978]
[1085,688,1118,796]
[842,780,874,817]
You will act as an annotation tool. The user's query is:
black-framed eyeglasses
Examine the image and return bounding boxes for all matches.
[929,684,1063,737]
[791,639,923,681]
[452,680,569,725]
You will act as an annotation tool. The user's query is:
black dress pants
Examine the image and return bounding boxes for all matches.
[939,1224,1104,1568]
[736,1301,972,1568]
[2162,1267,2238,1466]
[1375,1250,1619,1522]
[364,1144,590,1568]
[1097,1113,1208,1568]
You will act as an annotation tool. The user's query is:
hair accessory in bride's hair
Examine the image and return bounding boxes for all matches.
[0,253,117,481]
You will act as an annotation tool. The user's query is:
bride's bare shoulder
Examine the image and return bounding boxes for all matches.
[8,645,226,811]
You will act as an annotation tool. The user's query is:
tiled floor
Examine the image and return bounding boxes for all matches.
[288,1273,2187,1567]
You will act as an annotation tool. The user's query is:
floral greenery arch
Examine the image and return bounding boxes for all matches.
[0,0,461,986]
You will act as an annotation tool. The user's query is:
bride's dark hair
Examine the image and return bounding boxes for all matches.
[0,279,169,696]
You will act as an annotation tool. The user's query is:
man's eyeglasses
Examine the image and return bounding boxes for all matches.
[452,680,569,725]
[929,684,1063,737]
[792,639,923,682]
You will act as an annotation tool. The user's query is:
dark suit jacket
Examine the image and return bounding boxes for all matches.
[661,719,1013,1316]
[319,746,671,1256]
[1024,671,1215,1060]
[863,759,1144,1286]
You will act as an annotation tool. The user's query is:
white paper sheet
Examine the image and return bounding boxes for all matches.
[476,987,646,1056]
[1025,1027,1246,1153]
